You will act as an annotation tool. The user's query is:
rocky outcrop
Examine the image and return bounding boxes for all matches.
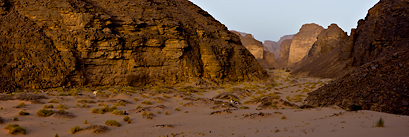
[0,0,268,92]
[291,24,350,78]
[276,39,292,68]
[231,31,264,59]
[306,0,409,115]
[231,31,277,69]
[263,35,294,59]
[288,23,324,64]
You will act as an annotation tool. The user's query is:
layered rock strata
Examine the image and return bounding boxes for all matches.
[0,0,267,92]
[288,23,324,64]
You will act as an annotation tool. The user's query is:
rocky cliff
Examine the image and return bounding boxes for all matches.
[276,39,292,68]
[306,0,409,115]
[263,35,294,59]
[231,31,277,69]
[288,23,324,64]
[291,24,350,78]
[0,0,268,92]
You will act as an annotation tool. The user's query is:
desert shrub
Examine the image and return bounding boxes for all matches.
[55,133,59,137]
[162,93,171,99]
[114,100,126,106]
[58,93,69,96]
[141,100,152,105]
[43,104,54,109]
[70,126,83,134]
[135,105,142,109]
[133,98,139,102]
[13,117,18,121]
[17,102,26,108]
[123,116,131,123]
[37,109,54,117]
[140,94,149,98]
[375,117,384,127]
[56,104,67,109]
[164,110,169,115]
[48,99,59,103]
[281,116,287,119]
[18,111,30,116]
[84,120,88,124]
[105,120,121,127]
[240,106,250,109]
[91,105,117,114]
[141,111,148,116]
[174,108,180,111]
[112,110,124,115]
[4,124,26,135]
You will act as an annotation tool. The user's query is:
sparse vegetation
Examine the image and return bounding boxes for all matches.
[105,120,121,127]
[375,117,384,127]
[48,99,59,103]
[91,105,117,114]
[55,133,59,137]
[70,126,83,134]
[123,116,131,123]
[18,111,30,116]
[112,110,124,115]
[13,117,18,121]
[165,110,169,115]
[56,104,68,109]
[141,100,153,105]
[240,106,250,109]
[141,94,149,98]
[84,120,88,124]
[281,116,287,119]
[17,102,26,108]
[77,99,95,104]
[174,108,180,111]
[4,124,26,135]
[135,105,142,109]
[133,97,139,102]
[114,100,126,106]
[37,109,54,117]
[43,104,54,109]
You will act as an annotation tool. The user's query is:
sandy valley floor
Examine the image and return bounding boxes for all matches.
[1,69,408,137]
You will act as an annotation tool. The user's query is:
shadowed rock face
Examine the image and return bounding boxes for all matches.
[306,0,409,115]
[288,23,324,64]
[276,39,292,68]
[263,35,294,59]
[0,0,267,92]
[291,24,350,78]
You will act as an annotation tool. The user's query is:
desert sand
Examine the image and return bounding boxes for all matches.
[1,69,408,137]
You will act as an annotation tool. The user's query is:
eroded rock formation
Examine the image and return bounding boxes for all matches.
[231,31,277,69]
[276,39,292,68]
[291,24,350,78]
[263,35,293,59]
[288,23,324,64]
[306,0,409,115]
[0,0,267,92]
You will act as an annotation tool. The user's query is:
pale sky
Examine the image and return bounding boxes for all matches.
[188,0,379,42]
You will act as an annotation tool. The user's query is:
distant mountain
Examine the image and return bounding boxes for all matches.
[276,39,293,68]
[263,35,294,59]
[306,0,409,115]
[291,24,349,78]
[231,30,278,69]
[288,23,324,64]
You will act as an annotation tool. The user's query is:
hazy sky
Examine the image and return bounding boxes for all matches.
[188,0,379,42]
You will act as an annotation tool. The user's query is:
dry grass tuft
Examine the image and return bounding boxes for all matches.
[18,111,30,116]
[105,120,121,127]
[4,124,26,135]
[37,109,54,117]
[70,126,83,134]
